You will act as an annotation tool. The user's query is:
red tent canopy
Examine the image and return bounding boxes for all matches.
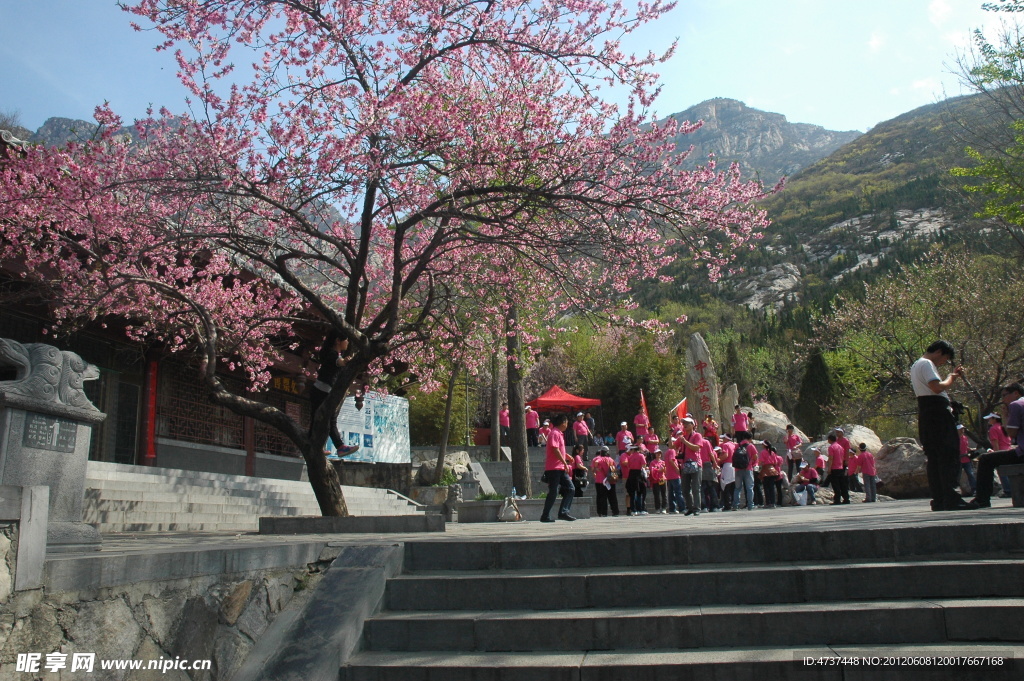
[527,385,601,412]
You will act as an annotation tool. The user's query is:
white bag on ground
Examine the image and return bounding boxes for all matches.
[792,488,808,506]
[498,497,523,521]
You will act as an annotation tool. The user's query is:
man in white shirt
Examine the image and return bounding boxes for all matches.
[911,340,976,511]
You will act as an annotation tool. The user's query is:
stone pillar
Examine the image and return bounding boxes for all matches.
[720,383,739,432]
[684,333,721,426]
[0,339,105,551]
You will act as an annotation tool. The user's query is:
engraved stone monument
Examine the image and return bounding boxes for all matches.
[0,339,105,551]
[684,333,721,426]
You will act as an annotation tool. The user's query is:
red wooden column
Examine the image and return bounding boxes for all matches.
[140,358,160,466]
[244,416,256,477]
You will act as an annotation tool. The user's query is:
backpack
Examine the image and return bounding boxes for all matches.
[733,445,750,470]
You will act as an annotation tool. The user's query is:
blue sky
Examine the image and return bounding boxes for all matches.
[0,0,1005,134]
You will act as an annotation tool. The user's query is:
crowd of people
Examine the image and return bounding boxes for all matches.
[537,339,1023,522]
[538,407,880,522]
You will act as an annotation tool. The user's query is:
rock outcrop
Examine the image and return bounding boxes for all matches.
[746,402,809,449]
[874,437,928,498]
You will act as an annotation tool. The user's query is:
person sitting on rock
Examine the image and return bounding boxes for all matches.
[792,465,820,505]
[973,383,1024,508]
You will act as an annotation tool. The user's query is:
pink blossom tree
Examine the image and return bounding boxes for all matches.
[0,0,771,515]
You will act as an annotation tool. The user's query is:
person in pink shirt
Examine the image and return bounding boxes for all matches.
[702,415,720,447]
[648,449,667,513]
[987,413,1012,451]
[626,445,649,515]
[676,417,705,515]
[525,406,541,447]
[730,405,750,440]
[570,444,590,499]
[718,437,736,510]
[664,445,686,513]
[731,435,757,510]
[846,445,863,493]
[539,414,576,522]
[498,402,511,441]
[985,412,1014,496]
[644,430,661,456]
[538,420,551,446]
[826,433,850,504]
[956,424,976,495]
[619,449,633,515]
[615,422,633,455]
[592,446,620,517]
[633,410,650,439]
[857,442,878,502]
[834,428,853,460]
[758,441,783,508]
[813,448,827,479]
[572,412,593,454]
[699,437,721,511]
[669,415,684,442]
[793,465,820,505]
[784,424,803,480]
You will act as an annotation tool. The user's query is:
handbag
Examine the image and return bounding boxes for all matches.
[540,471,550,484]
[497,497,522,521]
[760,465,779,479]
[683,460,700,475]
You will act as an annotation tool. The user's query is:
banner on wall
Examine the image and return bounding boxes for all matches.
[325,391,411,464]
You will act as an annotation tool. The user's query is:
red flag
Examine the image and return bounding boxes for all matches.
[640,390,651,430]
[673,398,688,419]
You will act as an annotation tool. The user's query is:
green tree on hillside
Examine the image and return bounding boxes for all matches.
[793,348,837,439]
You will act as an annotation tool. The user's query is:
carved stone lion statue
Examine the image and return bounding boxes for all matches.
[0,338,101,412]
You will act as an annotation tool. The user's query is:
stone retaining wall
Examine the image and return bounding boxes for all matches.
[0,545,339,681]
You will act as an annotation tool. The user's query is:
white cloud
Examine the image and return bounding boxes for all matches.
[928,0,953,28]
[868,31,886,53]
[911,77,942,92]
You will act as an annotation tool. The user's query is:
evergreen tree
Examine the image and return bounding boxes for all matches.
[793,349,836,438]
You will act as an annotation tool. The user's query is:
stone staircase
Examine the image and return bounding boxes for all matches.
[342,520,1024,679]
[478,454,555,496]
[84,461,423,532]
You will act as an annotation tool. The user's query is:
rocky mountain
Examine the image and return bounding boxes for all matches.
[29,117,99,146]
[658,98,863,186]
[674,93,1002,311]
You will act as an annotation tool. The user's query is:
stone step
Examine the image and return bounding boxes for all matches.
[400,521,1024,571]
[84,504,414,523]
[80,493,407,509]
[83,462,422,532]
[83,484,404,508]
[343,644,1024,681]
[363,598,1024,652]
[83,488,391,507]
[384,558,1024,612]
[94,521,265,533]
[86,472,315,495]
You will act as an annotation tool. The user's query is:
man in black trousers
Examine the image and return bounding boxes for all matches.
[910,341,975,511]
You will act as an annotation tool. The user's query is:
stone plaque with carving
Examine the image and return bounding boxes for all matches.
[22,412,79,453]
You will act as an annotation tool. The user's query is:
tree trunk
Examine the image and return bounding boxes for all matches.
[490,348,502,462]
[506,304,531,497]
[302,443,350,516]
[434,362,462,484]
